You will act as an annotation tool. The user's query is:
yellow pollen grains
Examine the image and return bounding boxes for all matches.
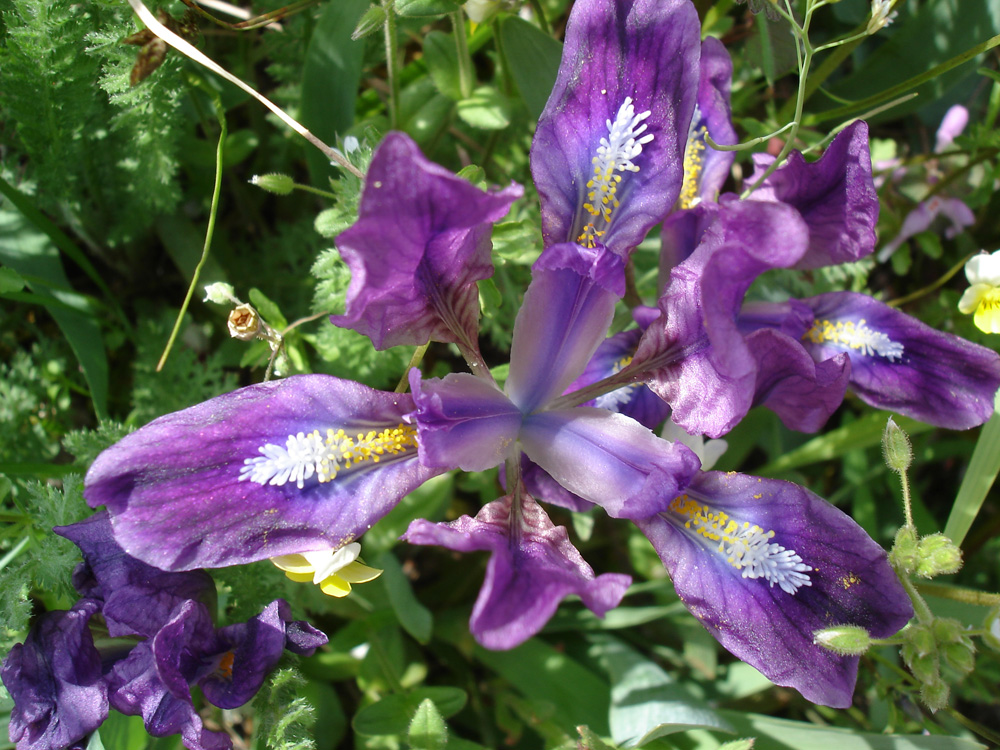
[667,494,812,594]
[678,125,707,210]
[576,97,654,249]
[804,318,904,361]
[239,423,419,489]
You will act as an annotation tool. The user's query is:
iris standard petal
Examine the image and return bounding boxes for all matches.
[636,471,913,708]
[506,243,625,412]
[746,122,879,269]
[408,369,522,471]
[800,292,1000,429]
[531,0,700,256]
[332,132,522,350]
[85,375,440,570]
[635,200,809,437]
[403,491,630,650]
[520,407,700,519]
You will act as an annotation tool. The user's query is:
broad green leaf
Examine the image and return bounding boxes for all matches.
[424,31,463,100]
[594,636,732,747]
[745,11,796,87]
[396,0,460,17]
[300,0,370,184]
[717,711,987,750]
[457,86,511,129]
[88,712,148,750]
[408,698,448,750]
[0,209,108,419]
[944,389,1000,544]
[353,687,467,736]
[0,266,25,292]
[400,78,456,145]
[499,16,562,119]
[248,287,288,330]
[475,638,612,735]
[756,412,932,476]
[374,549,434,643]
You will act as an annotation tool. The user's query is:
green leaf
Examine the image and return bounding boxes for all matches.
[408,698,448,750]
[474,638,612,735]
[423,31,463,100]
[353,688,467,736]
[248,287,289,330]
[0,266,25,293]
[756,412,933,476]
[944,390,1000,545]
[717,711,987,750]
[457,86,511,130]
[374,550,434,643]
[498,17,562,119]
[577,726,618,750]
[89,711,149,750]
[300,0,370,183]
[396,0,460,17]
[594,636,732,746]
[400,79,455,145]
[0,208,109,419]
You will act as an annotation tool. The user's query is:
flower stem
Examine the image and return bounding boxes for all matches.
[383,0,401,129]
[396,343,430,393]
[452,9,474,99]
[916,582,1000,607]
[898,570,934,624]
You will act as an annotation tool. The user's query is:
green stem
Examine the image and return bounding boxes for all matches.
[452,9,474,99]
[292,182,338,200]
[396,343,430,393]
[899,571,934,623]
[0,536,31,572]
[157,86,227,372]
[383,0,401,129]
[888,251,977,308]
[916,582,1000,607]
[525,0,549,34]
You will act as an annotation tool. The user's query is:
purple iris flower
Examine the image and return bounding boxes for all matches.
[531,0,735,257]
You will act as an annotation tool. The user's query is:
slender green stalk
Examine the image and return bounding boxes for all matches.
[157,86,227,372]
[888,252,976,308]
[0,536,31,573]
[383,0,401,129]
[396,343,430,393]
[916,582,1000,607]
[452,9,475,99]
[898,571,934,623]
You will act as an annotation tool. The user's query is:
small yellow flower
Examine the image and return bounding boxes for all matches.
[958,250,1000,334]
[271,542,382,598]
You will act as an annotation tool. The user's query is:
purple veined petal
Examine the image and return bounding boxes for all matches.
[1,600,108,750]
[407,369,521,472]
[402,489,630,650]
[746,121,879,269]
[737,299,815,339]
[331,132,522,350]
[506,243,625,412]
[109,601,231,750]
[747,328,850,433]
[657,203,717,287]
[935,105,968,153]
[877,195,976,262]
[519,456,596,513]
[55,511,215,638]
[677,37,737,211]
[520,407,700,519]
[564,325,671,430]
[800,292,1000,429]
[531,0,700,256]
[85,375,442,571]
[635,200,810,437]
[201,599,319,709]
[635,471,913,708]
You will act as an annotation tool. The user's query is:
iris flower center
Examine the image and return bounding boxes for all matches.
[679,114,707,210]
[577,97,653,248]
[804,318,904,361]
[667,494,812,594]
[239,424,419,488]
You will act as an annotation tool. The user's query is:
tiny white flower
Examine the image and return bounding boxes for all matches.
[867,0,897,34]
[203,282,236,305]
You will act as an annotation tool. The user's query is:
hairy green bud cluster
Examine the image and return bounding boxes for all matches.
[890,529,962,578]
[901,617,976,712]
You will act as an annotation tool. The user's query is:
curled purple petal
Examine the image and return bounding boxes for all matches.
[332,132,521,350]
[531,0,700,255]
[408,369,521,472]
[636,471,913,708]
[635,200,809,437]
[747,122,879,268]
[800,292,1000,429]
[506,243,624,412]
[85,375,440,570]
[403,490,630,649]
[520,407,700,519]
[1,601,108,750]
[747,328,850,433]
[55,511,214,637]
